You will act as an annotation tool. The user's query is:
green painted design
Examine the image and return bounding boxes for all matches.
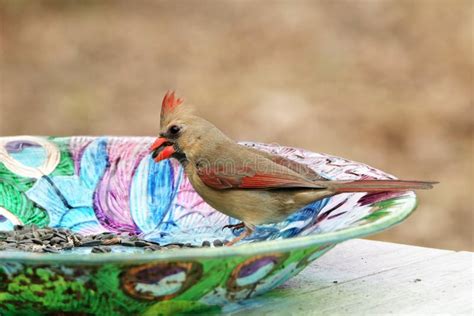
[143,301,221,316]
[0,164,35,192]
[0,181,49,227]
[359,209,390,223]
[358,196,407,224]
[0,247,324,315]
[48,137,75,177]
[0,136,74,190]
[0,264,148,315]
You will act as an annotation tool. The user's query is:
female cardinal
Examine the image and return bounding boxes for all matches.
[150,91,436,246]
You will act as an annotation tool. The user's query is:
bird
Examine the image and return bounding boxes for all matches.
[149,91,436,246]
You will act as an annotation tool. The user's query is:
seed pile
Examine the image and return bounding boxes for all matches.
[0,225,228,253]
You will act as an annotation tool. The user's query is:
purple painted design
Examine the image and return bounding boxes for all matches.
[5,140,40,153]
[136,266,187,284]
[69,137,94,175]
[238,257,278,278]
[93,138,150,233]
[358,191,404,206]
[316,199,348,224]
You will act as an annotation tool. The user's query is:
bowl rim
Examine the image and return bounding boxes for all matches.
[0,193,417,264]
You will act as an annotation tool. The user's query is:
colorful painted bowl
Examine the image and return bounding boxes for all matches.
[0,136,417,315]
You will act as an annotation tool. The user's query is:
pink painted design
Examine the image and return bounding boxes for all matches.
[93,138,151,232]
[69,137,94,175]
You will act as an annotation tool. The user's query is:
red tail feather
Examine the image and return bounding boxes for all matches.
[333,180,437,193]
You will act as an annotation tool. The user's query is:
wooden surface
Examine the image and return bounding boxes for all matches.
[222,239,473,315]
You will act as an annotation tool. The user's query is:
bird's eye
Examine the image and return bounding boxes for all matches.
[169,125,181,135]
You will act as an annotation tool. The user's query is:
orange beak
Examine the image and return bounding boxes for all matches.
[149,137,176,162]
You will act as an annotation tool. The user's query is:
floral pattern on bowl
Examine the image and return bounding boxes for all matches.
[0,136,417,315]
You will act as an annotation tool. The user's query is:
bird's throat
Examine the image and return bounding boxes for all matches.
[173,152,188,165]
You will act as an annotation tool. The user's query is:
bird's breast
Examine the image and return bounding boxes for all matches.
[183,162,334,225]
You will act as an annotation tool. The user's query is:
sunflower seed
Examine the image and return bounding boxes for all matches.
[41,233,54,240]
[120,240,136,247]
[1,225,213,253]
[91,246,111,253]
[50,237,64,245]
[144,244,161,251]
[134,241,150,247]
[13,225,24,231]
[80,240,102,247]
[213,239,224,247]
[102,237,120,245]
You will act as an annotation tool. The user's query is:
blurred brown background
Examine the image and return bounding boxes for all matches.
[0,0,472,250]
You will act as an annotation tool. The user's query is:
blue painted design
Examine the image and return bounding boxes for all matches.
[26,176,105,233]
[20,138,110,233]
[130,158,181,234]
[0,215,14,231]
[79,138,108,190]
[245,198,330,241]
[10,146,46,168]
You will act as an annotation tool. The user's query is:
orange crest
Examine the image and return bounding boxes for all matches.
[161,90,184,124]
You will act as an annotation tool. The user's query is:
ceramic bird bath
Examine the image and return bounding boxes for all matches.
[0,136,417,315]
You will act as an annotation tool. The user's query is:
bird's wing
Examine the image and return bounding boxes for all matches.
[195,146,437,192]
[196,149,328,190]
[196,165,326,190]
[244,146,327,181]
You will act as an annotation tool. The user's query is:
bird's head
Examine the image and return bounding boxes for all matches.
[150,90,224,164]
